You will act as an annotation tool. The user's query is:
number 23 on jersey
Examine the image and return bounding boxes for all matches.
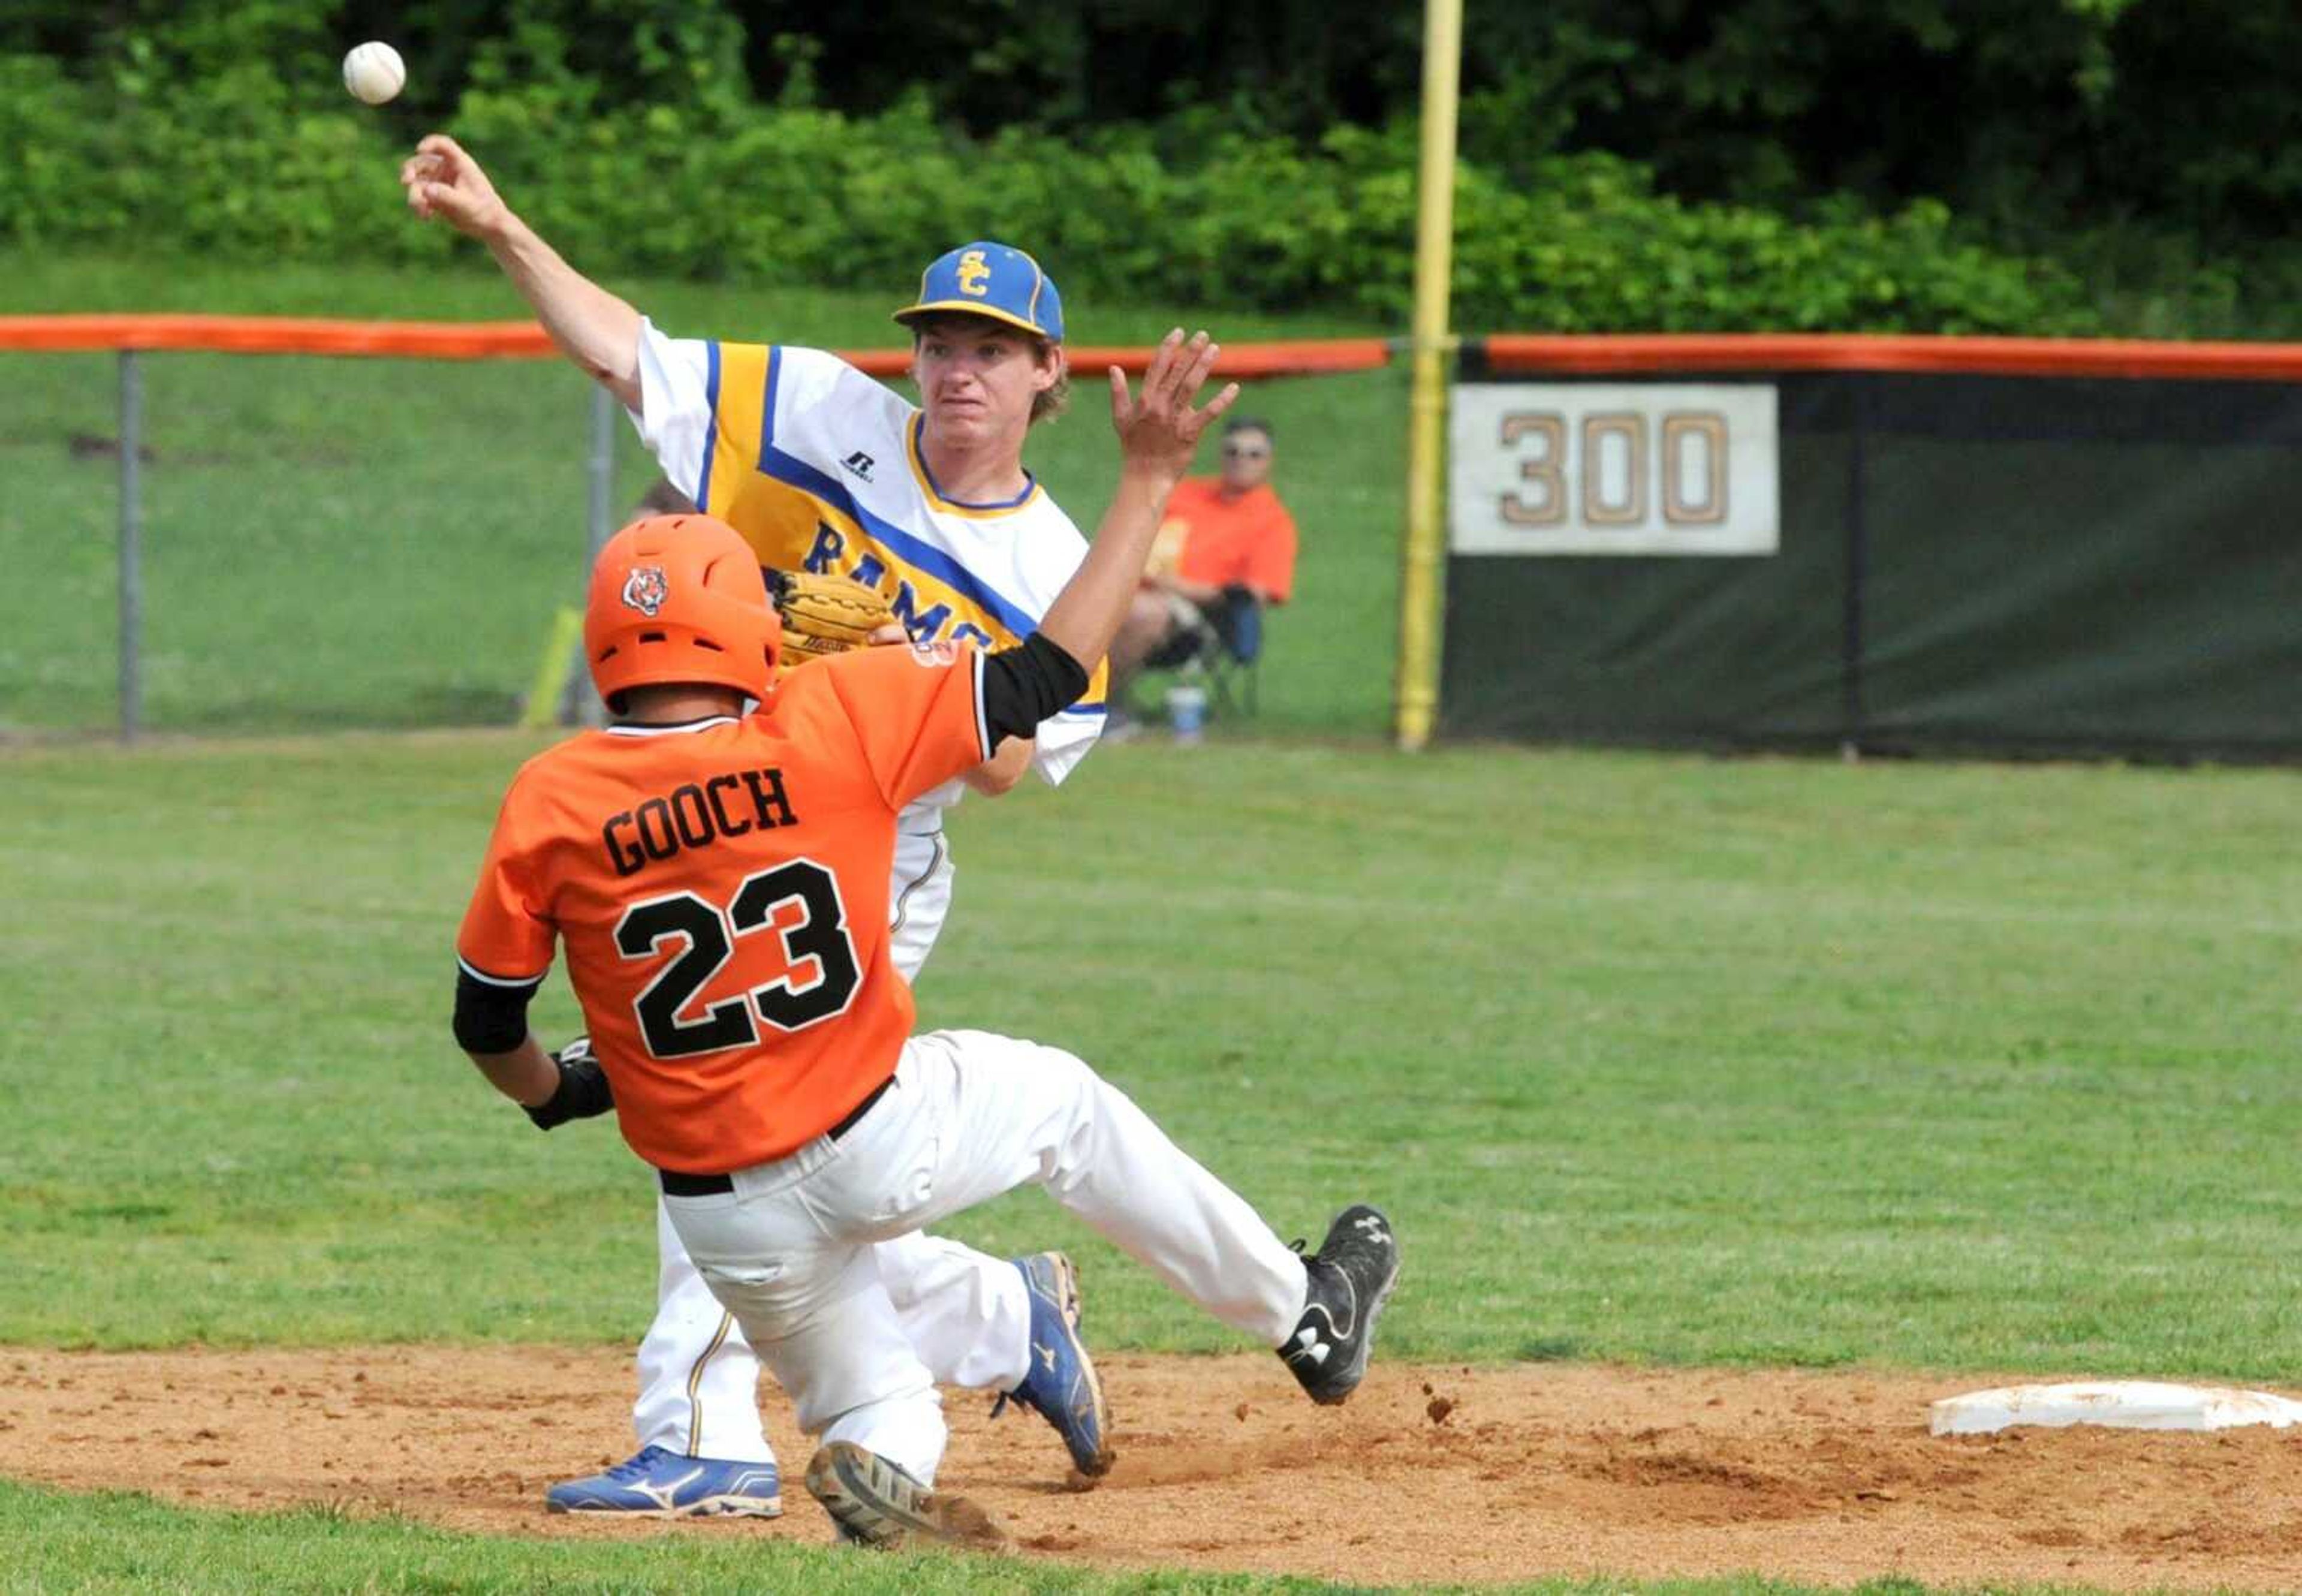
[616,859,863,1059]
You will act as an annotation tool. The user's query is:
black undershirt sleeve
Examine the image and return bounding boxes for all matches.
[980,631,1090,747]
[452,967,538,1056]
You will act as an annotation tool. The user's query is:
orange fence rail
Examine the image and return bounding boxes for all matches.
[10,316,2302,382]
[1479,332,2302,383]
[0,315,1390,379]
[0,315,559,359]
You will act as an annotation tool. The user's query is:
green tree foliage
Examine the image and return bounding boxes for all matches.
[19,0,2300,246]
[1464,0,2301,250]
[0,58,2095,335]
[4,0,2288,334]
[435,0,2302,256]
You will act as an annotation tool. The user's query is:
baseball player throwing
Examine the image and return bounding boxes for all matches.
[450,329,1399,1546]
[404,134,1133,1512]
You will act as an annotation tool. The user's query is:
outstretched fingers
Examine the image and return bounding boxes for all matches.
[1171,335,1221,408]
[1109,327,1237,453]
[1182,330,1219,380]
[1198,380,1243,429]
[1135,328,1185,411]
[1159,336,1237,445]
[1153,332,1213,414]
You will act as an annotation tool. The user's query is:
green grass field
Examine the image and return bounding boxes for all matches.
[0,251,1401,739]
[6,728,2302,1590]
[0,1481,1949,1596]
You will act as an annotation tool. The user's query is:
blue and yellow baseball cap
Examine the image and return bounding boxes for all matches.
[893,242,1065,342]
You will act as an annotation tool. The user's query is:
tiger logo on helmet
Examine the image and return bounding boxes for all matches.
[620,566,668,618]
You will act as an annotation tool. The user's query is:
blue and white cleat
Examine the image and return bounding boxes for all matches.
[544,1446,782,1517]
[990,1251,1114,1478]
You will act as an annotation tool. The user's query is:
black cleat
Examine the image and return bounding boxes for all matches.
[803,1441,1004,1550]
[1279,1204,1399,1405]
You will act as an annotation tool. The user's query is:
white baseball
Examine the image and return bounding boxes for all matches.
[342,41,405,106]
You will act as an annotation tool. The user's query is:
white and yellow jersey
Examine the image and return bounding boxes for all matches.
[627,321,1106,809]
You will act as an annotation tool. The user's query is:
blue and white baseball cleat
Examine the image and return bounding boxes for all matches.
[544,1446,782,1517]
[990,1251,1114,1478]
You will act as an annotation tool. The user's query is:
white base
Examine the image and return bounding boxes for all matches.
[1930,1380,2302,1436]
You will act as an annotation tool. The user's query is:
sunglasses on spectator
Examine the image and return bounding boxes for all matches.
[1222,443,1270,459]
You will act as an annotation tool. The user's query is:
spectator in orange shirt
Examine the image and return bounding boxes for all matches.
[1109,417,1297,706]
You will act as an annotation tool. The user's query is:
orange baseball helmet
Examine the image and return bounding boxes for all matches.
[584,514,781,712]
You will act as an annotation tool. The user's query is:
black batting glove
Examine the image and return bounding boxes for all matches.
[523,1036,616,1131]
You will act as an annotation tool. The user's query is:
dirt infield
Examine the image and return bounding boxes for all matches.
[7,1346,2302,1589]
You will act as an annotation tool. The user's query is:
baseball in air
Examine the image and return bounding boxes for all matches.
[342,41,405,106]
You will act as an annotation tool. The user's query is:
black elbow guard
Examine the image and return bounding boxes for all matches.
[452,966,537,1056]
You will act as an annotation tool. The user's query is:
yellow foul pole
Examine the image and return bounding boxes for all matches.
[1394,0,1463,751]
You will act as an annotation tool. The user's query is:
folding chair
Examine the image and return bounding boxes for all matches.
[1128,585,1264,725]
[1198,585,1264,719]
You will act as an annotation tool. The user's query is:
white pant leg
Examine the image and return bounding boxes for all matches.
[879,827,1032,1393]
[828,1033,1310,1348]
[638,1199,1031,1463]
[663,1140,950,1485]
[888,829,953,984]
[633,1197,773,1462]
[665,1035,1307,1488]
[873,1231,1031,1393]
[635,1188,1032,1461]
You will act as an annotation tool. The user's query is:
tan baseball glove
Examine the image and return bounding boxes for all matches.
[767,569,894,674]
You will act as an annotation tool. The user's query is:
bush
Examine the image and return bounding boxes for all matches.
[0,45,2103,336]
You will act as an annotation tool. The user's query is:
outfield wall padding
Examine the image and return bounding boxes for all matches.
[1444,351,2302,760]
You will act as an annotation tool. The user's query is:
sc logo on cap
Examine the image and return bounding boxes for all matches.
[956,249,992,297]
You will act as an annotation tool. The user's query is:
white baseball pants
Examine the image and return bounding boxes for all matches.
[632,832,1031,1462]
[633,1209,1036,1460]
[662,1029,1311,1484]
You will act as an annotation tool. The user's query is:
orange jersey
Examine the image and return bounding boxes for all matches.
[1165,478,1298,605]
[457,643,991,1173]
